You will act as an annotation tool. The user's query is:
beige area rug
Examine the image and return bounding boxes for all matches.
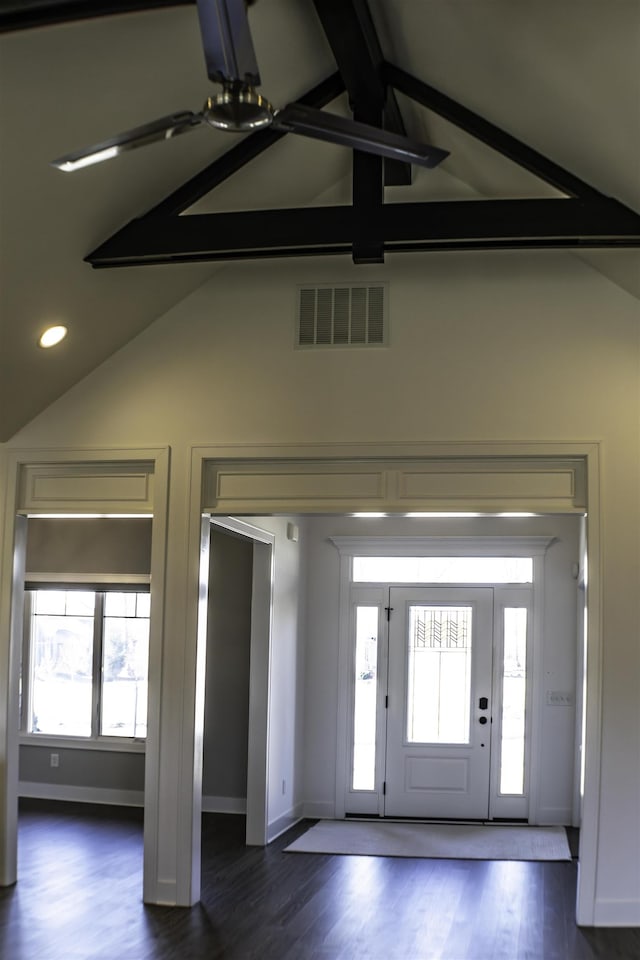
[284,820,571,861]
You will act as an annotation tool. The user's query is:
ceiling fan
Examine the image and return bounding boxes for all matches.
[51,0,449,173]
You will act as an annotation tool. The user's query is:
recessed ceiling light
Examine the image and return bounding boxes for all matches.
[39,325,68,348]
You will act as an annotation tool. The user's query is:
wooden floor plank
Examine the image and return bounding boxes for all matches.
[0,801,638,960]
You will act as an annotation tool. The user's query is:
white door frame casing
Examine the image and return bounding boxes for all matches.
[198,439,600,926]
[331,537,551,825]
[0,447,171,902]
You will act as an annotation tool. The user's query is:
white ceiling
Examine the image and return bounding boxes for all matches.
[1,0,638,440]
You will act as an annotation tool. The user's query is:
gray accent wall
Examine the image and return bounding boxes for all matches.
[202,528,253,801]
[20,518,254,806]
[26,517,152,576]
[20,747,144,792]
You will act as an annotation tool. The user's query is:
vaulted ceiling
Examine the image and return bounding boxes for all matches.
[1,0,639,441]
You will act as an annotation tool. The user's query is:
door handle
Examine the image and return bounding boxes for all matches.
[478,696,488,710]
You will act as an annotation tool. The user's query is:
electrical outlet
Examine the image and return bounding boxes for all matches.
[546,691,574,706]
[50,753,59,768]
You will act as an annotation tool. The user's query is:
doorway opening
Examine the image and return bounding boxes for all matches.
[19,516,152,808]
[201,525,253,817]
[202,517,275,846]
[333,531,577,826]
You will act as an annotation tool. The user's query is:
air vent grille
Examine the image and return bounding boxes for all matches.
[297,284,387,348]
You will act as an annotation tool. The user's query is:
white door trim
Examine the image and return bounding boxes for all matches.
[489,585,534,821]
[190,441,602,925]
[334,537,552,824]
[0,447,170,901]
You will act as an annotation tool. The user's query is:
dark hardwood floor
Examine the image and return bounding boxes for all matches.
[1,800,638,960]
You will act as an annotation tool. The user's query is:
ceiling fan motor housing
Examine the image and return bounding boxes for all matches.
[203,85,275,132]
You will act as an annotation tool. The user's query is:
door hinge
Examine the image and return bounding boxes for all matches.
[383,781,386,795]
[385,694,388,709]
[385,606,393,621]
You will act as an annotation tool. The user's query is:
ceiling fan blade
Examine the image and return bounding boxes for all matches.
[272,103,449,169]
[196,0,260,87]
[50,112,204,172]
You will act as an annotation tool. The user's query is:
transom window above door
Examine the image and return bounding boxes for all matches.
[352,556,533,583]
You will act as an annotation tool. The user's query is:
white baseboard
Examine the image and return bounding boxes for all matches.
[302,801,335,819]
[144,880,178,908]
[534,806,572,825]
[19,781,144,807]
[19,784,250,816]
[267,803,304,842]
[593,898,640,926]
[201,795,246,814]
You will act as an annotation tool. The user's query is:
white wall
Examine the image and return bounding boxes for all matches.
[249,517,306,839]
[2,248,639,922]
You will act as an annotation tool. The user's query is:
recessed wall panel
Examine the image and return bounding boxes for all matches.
[19,463,154,512]
[215,471,384,502]
[400,470,575,502]
[406,756,469,793]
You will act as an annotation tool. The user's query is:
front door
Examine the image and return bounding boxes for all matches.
[384,587,494,819]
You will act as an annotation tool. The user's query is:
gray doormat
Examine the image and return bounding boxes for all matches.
[284,820,571,861]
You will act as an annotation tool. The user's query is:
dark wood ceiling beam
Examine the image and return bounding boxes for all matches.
[383,62,607,201]
[312,0,385,109]
[0,0,189,32]
[312,0,411,186]
[87,198,640,267]
[149,72,345,217]
[352,105,384,264]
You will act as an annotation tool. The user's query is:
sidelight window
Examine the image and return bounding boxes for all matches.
[352,606,379,790]
[499,607,528,794]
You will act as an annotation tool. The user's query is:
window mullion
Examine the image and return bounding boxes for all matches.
[92,593,104,738]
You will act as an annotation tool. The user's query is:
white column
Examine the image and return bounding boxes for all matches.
[143,449,208,906]
[0,497,26,888]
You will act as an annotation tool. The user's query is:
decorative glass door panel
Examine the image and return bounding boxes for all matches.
[385,588,494,819]
[407,606,472,745]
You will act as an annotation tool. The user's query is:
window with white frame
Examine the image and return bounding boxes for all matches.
[22,588,150,740]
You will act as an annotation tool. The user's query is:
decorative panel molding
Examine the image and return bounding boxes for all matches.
[330,535,555,557]
[406,757,469,792]
[399,468,575,502]
[215,469,385,503]
[19,462,154,513]
[203,456,586,514]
